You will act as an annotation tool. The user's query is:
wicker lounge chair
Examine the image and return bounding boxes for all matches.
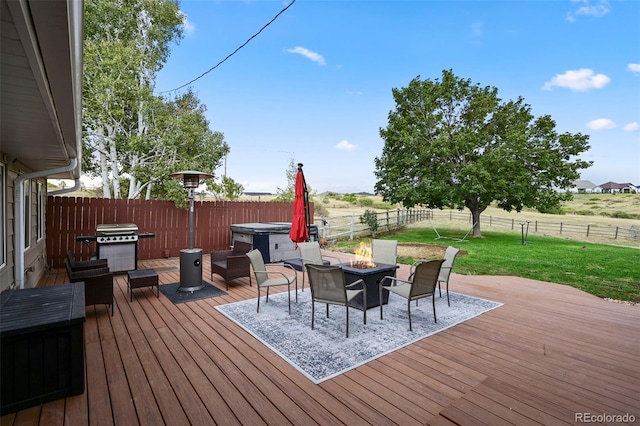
[66,250,108,272]
[210,240,252,290]
[65,259,114,315]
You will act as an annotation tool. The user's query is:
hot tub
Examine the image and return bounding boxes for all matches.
[230,222,319,263]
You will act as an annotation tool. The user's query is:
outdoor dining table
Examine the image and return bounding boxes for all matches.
[338,262,399,311]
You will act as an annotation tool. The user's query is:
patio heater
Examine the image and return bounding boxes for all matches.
[170,170,213,292]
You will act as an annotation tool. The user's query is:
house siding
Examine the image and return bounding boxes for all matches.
[0,163,47,291]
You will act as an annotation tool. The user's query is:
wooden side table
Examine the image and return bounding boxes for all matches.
[127,269,159,302]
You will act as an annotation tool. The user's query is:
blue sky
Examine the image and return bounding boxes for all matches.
[155,0,640,194]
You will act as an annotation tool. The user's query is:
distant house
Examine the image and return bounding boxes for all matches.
[599,182,638,194]
[570,180,601,193]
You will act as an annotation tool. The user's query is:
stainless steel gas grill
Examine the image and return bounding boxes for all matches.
[76,224,155,273]
[95,223,139,272]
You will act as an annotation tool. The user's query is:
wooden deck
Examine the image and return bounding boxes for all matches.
[2,251,639,425]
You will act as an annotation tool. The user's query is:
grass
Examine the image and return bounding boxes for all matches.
[332,227,640,303]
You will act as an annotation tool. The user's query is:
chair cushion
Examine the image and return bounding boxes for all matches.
[211,261,227,269]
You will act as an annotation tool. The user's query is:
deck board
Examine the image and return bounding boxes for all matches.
[1,251,638,425]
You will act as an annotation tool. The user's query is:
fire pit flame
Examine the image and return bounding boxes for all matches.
[350,241,376,269]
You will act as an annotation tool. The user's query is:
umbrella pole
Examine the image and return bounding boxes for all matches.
[298,163,311,242]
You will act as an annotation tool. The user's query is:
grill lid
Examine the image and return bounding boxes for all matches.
[96,223,139,235]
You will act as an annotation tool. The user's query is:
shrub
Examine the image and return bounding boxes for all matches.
[358,196,374,207]
[610,211,639,219]
[359,209,379,236]
[372,202,394,210]
[342,193,357,203]
[540,205,564,215]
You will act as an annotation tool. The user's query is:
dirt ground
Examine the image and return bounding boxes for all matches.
[331,241,463,260]
[396,243,448,259]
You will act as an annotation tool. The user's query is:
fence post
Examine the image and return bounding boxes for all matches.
[560,222,563,234]
[615,226,619,239]
[586,224,590,237]
[386,211,390,231]
[512,219,514,230]
[350,213,355,240]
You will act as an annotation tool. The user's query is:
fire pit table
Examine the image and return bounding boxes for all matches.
[338,262,398,311]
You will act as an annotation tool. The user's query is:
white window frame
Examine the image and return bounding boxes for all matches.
[0,163,5,267]
[37,181,45,241]
[24,179,31,250]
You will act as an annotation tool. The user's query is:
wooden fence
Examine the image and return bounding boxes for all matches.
[316,209,433,240]
[47,197,311,268]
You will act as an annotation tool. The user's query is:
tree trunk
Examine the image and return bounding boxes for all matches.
[109,140,121,198]
[466,197,486,238]
[471,208,482,237]
[98,127,111,198]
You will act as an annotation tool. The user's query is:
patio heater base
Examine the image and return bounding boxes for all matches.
[178,248,204,292]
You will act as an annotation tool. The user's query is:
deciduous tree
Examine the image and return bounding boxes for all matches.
[83,0,230,203]
[374,70,592,237]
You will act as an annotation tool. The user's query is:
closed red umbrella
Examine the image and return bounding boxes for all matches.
[290,163,309,244]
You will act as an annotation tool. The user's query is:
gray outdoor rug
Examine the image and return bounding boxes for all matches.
[216,289,502,383]
[160,281,227,304]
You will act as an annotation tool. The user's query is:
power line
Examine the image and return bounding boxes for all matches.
[160,0,296,94]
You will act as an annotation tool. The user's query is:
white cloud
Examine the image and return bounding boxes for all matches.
[567,0,610,21]
[179,12,196,36]
[542,68,610,91]
[586,118,616,130]
[471,21,484,38]
[628,63,640,74]
[623,121,640,131]
[286,46,326,66]
[335,140,357,151]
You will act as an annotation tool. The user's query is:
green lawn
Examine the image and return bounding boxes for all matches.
[335,227,640,303]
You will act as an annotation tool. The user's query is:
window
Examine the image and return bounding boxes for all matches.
[0,163,5,267]
[37,181,44,241]
[24,179,31,249]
